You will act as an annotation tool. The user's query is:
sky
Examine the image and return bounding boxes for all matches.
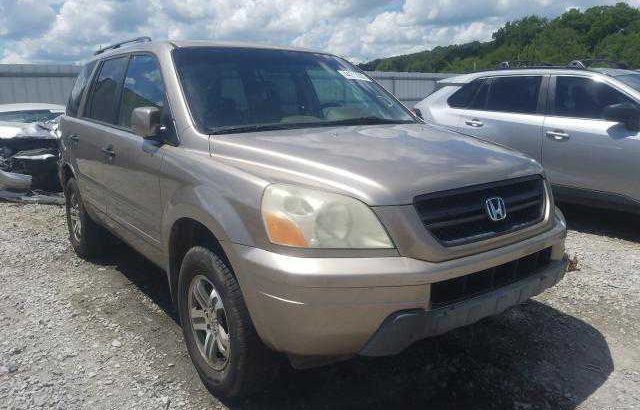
[0,0,638,65]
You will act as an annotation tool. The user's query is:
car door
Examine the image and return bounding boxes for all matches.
[440,78,489,132]
[458,75,546,162]
[542,75,640,204]
[105,53,168,250]
[75,57,130,215]
[62,60,104,212]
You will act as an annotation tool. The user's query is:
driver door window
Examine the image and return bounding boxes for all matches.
[118,54,166,128]
[553,76,637,119]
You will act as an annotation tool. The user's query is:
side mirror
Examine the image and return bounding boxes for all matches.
[603,103,640,131]
[410,107,424,120]
[131,106,161,139]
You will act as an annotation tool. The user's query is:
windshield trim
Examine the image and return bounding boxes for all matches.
[170,46,417,135]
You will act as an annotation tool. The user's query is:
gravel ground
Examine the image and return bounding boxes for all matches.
[0,202,638,409]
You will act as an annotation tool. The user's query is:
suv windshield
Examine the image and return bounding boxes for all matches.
[616,73,640,92]
[172,47,415,134]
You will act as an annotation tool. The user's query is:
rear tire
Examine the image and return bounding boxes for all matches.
[64,178,107,259]
[178,246,279,399]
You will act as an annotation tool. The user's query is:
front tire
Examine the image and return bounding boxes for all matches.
[178,246,279,399]
[64,178,107,259]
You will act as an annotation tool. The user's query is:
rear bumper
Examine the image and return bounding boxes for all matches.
[360,257,567,356]
[228,215,567,357]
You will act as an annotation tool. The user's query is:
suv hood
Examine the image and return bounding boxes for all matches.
[211,123,543,206]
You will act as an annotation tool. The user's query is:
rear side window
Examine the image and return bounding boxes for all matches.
[448,80,478,108]
[67,61,96,118]
[486,76,541,114]
[86,56,128,124]
[119,54,165,128]
[554,76,637,119]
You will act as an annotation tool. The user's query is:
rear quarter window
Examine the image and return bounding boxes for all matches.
[447,79,489,109]
[448,80,480,108]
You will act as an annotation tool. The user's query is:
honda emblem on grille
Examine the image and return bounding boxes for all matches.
[485,196,507,222]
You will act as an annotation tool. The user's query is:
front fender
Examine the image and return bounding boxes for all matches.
[161,183,262,256]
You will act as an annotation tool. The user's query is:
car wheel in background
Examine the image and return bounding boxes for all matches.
[64,178,108,259]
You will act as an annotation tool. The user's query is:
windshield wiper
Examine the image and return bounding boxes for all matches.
[208,117,415,135]
[208,123,303,135]
[321,116,415,126]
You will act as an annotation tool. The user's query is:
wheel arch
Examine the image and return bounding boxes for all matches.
[166,215,234,305]
[59,161,76,187]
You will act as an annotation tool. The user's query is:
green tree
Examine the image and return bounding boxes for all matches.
[525,25,588,64]
[596,31,640,67]
[492,16,548,47]
[357,3,640,73]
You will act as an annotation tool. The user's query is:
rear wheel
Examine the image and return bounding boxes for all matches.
[64,178,107,259]
[178,246,279,398]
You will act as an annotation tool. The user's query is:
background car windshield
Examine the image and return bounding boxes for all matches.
[0,110,61,123]
[616,74,640,92]
[172,47,414,133]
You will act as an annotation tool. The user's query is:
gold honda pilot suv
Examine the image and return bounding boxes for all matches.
[58,37,568,398]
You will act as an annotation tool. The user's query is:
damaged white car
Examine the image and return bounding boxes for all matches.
[0,103,64,124]
[0,117,63,203]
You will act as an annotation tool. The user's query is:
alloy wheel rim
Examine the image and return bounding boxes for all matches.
[69,192,82,243]
[188,275,231,370]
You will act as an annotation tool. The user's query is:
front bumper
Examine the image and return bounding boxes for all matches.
[360,257,567,356]
[228,215,567,357]
[0,169,31,190]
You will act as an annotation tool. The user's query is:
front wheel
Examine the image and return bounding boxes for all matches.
[178,246,279,398]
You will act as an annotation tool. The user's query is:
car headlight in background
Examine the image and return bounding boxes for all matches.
[261,184,394,249]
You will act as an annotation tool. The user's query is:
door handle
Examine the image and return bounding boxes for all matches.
[101,145,116,158]
[545,130,570,141]
[465,119,484,128]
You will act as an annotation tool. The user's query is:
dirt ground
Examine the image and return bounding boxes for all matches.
[0,202,638,409]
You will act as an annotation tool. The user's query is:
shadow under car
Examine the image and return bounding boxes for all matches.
[95,239,612,410]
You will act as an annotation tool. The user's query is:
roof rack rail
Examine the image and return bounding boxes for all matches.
[496,60,553,69]
[94,36,151,56]
[567,59,628,69]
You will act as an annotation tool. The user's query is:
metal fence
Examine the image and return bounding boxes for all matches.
[0,64,80,105]
[366,71,454,107]
[0,64,453,108]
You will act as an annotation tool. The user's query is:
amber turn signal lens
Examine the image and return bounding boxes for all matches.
[264,212,309,247]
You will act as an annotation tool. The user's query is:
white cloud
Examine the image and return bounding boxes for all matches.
[0,0,637,64]
[0,0,56,40]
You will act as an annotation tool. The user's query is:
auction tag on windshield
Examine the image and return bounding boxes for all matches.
[338,70,372,82]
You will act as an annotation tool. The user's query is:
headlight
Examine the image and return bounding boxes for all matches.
[261,184,394,249]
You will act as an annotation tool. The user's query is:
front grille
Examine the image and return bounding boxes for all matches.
[430,247,552,309]
[414,175,545,247]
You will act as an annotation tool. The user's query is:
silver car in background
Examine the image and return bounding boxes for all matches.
[415,62,640,213]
